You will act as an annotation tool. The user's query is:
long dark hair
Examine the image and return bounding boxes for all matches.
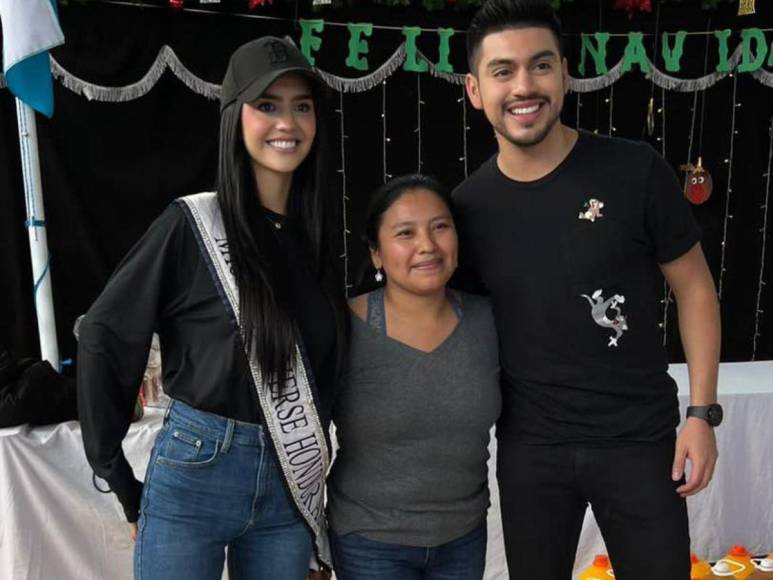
[358,174,453,293]
[216,81,347,389]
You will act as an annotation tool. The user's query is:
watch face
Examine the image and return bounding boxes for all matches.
[688,404,723,426]
[707,404,723,426]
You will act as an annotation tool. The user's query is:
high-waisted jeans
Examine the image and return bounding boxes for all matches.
[330,524,487,580]
[134,399,312,580]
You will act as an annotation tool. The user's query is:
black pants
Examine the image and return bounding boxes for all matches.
[497,438,690,580]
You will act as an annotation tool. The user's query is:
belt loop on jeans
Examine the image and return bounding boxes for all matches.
[221,418,235,454]
[164,399,174,420]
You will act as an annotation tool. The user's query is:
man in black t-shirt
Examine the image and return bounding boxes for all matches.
[454,0,721,577]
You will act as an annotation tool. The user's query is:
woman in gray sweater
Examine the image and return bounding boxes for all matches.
[328,175,501,580]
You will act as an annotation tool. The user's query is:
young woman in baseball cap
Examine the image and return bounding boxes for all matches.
[78,36,346,579]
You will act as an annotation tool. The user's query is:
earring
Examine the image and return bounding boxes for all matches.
[374,269,384,283]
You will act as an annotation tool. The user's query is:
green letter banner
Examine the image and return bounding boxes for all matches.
[402,27,429,72]
[435,28,455,74]
[622,32,651,74]
[299,19,324,65]
[738,28,768,73]
[579,32,610,76]
[661,31,687,72]
[715,29,733,72]
[346,23,373,71]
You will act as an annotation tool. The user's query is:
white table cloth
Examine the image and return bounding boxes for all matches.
[1,362,771,579]
[0,408,160,580]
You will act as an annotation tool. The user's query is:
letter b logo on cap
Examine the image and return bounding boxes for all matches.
[267,40,289,64]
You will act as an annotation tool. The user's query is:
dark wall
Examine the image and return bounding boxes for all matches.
[1,0,772,370]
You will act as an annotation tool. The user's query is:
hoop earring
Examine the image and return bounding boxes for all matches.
[374,269,384,283]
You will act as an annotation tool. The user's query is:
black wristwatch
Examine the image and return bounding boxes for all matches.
[686,404,723,427]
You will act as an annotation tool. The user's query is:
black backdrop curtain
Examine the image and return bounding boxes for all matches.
[1,0,772,372]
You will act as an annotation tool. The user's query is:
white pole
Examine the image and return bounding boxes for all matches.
[15,97,59,369]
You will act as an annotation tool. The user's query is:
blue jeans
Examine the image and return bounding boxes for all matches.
[331,524,487,580]
[134,400,312,580]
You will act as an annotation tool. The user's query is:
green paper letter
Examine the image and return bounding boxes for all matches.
[579,33,609,76]
[346,23,373,71]
[402,27,429,72]
[738,28,768,73]
[436,28,455,73]
[661,31,687,72]
[299,19,324,65]
[622,32,651,74]
[714,29,733,72]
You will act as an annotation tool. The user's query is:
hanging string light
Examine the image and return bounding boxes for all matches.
[718,72,739,299]
[593,0,603,135]
[576,93,582,130]
[382,80,391,183]
[458,86,469,179]
[646,2,661,138]
[751,116,773,359]
[336,91,351,296]
[658,86,666,152]
[653,8,670,344]
[416,74,423,173]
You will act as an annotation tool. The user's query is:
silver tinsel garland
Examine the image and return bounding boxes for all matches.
[1,43,769,102]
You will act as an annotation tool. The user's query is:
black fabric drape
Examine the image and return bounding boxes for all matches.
[1,1,772,367]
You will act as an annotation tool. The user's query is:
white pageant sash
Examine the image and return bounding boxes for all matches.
[177,192,331,566]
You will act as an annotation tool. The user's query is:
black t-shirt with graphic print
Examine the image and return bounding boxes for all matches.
[453,131,701,444]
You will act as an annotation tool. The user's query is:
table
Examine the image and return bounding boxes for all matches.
[0,407,161,580]
[1,363,771,579]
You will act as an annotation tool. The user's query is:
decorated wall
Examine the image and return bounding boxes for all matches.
[1,0,772,369]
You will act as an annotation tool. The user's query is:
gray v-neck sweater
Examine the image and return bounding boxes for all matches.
[327,291,501,547]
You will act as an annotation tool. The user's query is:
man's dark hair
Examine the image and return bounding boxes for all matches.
[466,0,563,74]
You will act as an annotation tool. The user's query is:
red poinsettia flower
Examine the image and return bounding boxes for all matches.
[614,0,652,18]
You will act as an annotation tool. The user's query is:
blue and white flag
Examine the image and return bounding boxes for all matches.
[0,0,65,118]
